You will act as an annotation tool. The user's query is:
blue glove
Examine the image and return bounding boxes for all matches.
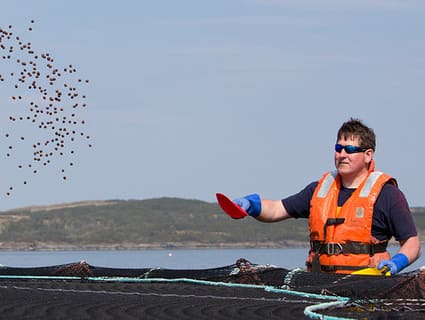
[233,194,262,217]
[377,253,409,275]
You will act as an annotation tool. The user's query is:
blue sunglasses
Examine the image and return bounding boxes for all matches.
[335,144,366,154]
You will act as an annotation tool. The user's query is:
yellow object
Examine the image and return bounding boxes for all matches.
[352,267,391,276]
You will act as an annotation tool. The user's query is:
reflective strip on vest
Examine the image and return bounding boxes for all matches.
[317,171,338,198]
[359,171,384,197]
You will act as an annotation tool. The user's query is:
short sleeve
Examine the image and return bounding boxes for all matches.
[282,181,318,219]
[372,183,417,241]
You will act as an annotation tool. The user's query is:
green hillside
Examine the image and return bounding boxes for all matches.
[0,198,424,250]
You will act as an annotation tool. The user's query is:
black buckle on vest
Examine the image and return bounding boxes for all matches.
[326,218,345,226]
[326,242,343,255]
[310,240,388,256]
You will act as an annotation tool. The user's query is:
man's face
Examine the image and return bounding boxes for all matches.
[335,135,373,178]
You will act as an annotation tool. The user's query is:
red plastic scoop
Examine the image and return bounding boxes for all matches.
[216,192,248,219]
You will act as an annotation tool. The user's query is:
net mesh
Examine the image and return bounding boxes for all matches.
[1,258,425,319]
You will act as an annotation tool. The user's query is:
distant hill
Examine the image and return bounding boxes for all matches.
[0,198,424,250]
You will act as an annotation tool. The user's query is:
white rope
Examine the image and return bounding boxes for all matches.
[0,284,310,304]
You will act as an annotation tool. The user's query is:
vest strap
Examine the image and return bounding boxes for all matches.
[310,241,388,256]
[323,218,345,241]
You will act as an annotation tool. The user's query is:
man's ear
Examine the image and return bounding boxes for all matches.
[365,149,374,167]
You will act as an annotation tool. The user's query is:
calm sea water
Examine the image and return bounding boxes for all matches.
[1,247,424,273]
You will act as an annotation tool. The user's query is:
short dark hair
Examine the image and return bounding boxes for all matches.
[337,118,376,151]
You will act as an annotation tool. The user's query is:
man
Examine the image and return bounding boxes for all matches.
[231,118,421,274]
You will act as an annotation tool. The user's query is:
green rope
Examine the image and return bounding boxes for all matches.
[86,276,353,319]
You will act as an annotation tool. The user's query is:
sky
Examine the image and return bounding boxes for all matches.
[0,0,424,211]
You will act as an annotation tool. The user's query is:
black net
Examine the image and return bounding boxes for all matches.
[1,258,425,319]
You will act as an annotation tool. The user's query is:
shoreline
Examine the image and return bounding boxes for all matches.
[0,239,401,251]
[0,240,310,251]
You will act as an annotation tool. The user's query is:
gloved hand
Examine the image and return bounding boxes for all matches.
[233,194,262,217]
[377,253,409,275]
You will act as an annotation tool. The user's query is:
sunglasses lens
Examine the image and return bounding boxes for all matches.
[344,145,357,154]
[335,144,364,154]
[335,144,343,152]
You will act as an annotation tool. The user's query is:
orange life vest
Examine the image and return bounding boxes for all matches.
[307,163,395,274]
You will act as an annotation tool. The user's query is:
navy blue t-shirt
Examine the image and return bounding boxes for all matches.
[282,181,417,242]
